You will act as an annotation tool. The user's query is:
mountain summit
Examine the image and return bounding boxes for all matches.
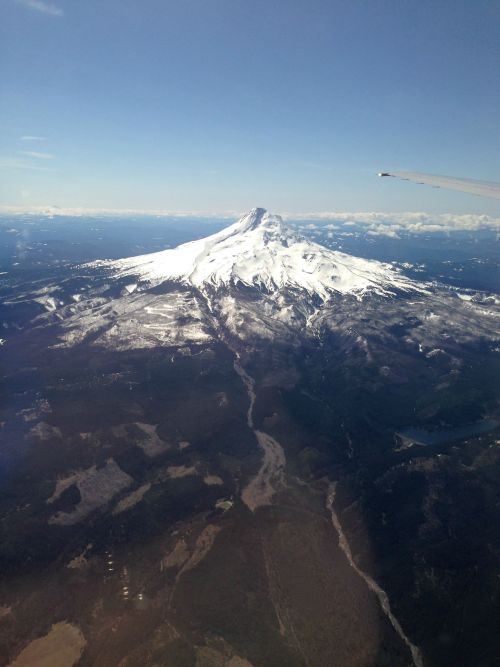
[97,208,416,299]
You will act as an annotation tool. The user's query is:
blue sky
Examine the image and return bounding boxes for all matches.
[1,0,500,215]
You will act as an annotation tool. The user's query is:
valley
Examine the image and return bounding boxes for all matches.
[0,209,499,666]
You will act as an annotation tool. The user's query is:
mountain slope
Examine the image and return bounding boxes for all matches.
[93,208,421,299]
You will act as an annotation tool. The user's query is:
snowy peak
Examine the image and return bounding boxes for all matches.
[95,208,422,299]
[233,208,288,236]
[235,207,268,231]
[212,208,296,245]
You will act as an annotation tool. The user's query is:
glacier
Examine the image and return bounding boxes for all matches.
[91,208,422,299]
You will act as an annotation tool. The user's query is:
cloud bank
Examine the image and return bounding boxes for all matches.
[0,206,499,234]
[289,211,500,235]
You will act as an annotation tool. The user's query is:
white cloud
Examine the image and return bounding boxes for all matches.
[20,135,46,142]
[16,0,63,17]
[0,207,498,235]
[285,211,500,234]
[0,158,54,172]
[19,150,55,160]
[0,205,240,218]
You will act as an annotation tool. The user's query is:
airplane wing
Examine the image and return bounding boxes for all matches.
[378,171,500,200]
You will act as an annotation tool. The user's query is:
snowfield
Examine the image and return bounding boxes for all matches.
[91,208,424,299]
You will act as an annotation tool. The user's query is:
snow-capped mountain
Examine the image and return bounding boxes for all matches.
[16,208,499,352]
[93,208,419,299]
